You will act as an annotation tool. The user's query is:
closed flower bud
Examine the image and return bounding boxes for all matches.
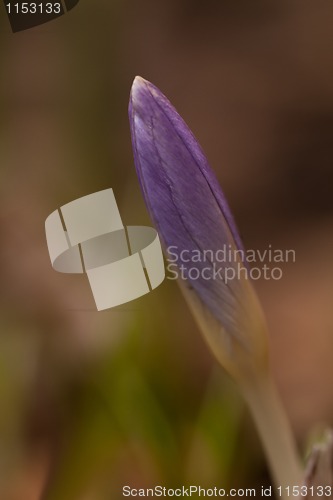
[129,76,267,383]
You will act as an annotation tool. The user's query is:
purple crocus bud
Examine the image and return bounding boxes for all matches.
[129,77,267,381]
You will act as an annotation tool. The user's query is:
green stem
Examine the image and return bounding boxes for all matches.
[241,373,303,499]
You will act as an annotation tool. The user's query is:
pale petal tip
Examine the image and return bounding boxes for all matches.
[133,75,148,85]
[130,76,149,104]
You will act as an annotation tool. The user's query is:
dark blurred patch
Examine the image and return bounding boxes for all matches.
[283,115,333,215]
[269,113,333,219]
[172,0,286,33]
[64,0,80,11]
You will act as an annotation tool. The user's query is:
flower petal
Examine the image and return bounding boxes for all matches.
[129,77,263,350]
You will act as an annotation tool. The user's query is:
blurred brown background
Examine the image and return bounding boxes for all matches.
[0,0,333,498]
